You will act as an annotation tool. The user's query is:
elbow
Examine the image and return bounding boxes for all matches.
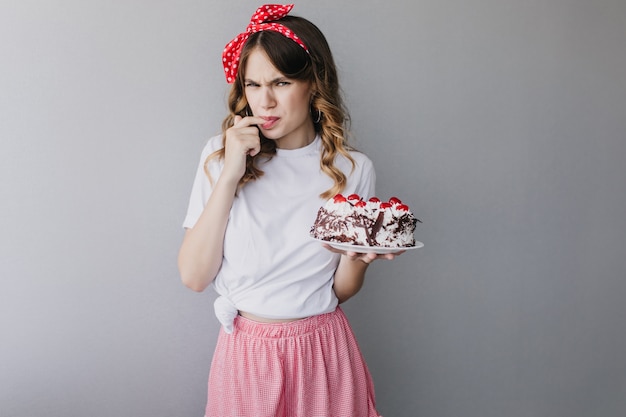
[333,287,359,304]
[177,252,216,292]
[333,275,365,304]
[178,264,212,293]
[181,276,209,292]
[336,294,352,304]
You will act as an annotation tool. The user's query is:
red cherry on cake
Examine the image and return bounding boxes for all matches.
[380,202,393,209]
[354,200,367,208]
[333,194,347,203]
[368,197,381,203]
[347,193,361,201]
[397,204,409,211]
[389,197,402,205]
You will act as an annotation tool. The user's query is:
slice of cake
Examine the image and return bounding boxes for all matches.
[310,193,420,247]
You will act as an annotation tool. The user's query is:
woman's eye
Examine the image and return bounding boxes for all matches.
[276,81,291,87]
[245,82,259,88]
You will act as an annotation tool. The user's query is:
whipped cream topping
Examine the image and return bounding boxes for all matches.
[311,193,418,247]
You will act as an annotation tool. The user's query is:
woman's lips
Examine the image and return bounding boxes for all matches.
[260,117,279,129]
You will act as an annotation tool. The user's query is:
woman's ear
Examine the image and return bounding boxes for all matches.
[309,88,317,104]
[309,81,318,100]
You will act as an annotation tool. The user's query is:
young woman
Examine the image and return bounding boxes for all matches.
[178,4,402,416]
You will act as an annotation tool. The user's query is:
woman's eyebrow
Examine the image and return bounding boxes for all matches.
[244,77,289,85]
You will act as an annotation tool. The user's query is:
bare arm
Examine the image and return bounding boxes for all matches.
[177,177,238,291]
[327,245,404,303]
[177,116,265,292]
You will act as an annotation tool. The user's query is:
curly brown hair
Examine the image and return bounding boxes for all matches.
[205,15,355,199]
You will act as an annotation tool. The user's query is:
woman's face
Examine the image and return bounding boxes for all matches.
[243,48,315,149]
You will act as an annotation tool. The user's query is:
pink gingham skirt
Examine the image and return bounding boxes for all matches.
[205,306,381,417]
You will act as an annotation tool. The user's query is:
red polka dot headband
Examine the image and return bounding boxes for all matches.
[222,4,309,83]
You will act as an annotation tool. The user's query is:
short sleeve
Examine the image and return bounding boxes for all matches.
[182,135,224,229]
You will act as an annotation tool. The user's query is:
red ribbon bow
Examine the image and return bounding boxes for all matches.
[222,4,309,83]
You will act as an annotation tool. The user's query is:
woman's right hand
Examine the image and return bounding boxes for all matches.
[222,115,266,183]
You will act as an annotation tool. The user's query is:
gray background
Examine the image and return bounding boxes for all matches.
[2,0,625,416]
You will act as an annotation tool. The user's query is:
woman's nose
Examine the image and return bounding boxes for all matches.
[260,87,276,109]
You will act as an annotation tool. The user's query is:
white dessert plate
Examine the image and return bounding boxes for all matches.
[311,237,424,254]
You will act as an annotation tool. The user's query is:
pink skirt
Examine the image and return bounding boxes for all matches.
[205,306,381,417]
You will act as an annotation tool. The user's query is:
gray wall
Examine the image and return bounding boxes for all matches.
[2,1,625,416]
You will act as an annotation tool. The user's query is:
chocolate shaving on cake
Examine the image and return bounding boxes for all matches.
[310,193,419,248]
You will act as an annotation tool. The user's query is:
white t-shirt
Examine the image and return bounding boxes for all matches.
[183,134,375,332]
